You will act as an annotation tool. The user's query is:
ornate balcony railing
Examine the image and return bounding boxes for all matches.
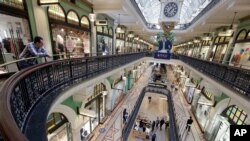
[122,85,179,141]
[0,53,145,141]
[178,55,250,96]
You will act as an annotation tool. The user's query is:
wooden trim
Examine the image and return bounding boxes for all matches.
[0,4,28,18]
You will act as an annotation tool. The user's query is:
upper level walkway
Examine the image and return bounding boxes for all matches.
[0,52,250,141]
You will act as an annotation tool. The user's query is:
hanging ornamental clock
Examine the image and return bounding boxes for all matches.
[163,2,179,17]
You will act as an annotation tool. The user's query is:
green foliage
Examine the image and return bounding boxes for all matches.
[156,32,175,45]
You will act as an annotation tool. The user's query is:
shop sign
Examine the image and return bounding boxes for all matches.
[38,0,59,6]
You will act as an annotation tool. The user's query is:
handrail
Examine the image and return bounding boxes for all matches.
[0,52,146,141]
[0,51,143,74]
[122,86,179,141]
[177,54,250,96]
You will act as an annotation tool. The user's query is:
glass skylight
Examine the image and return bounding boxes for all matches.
[134,0,212,29]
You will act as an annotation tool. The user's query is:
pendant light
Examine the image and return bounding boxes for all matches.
[226,12,237,35]
[116,14,122,33]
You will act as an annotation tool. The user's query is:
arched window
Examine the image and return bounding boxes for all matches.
[222,105,247,125]
[80,16,90,29]
[48,5,65,21]
[47,112,68,133]
[236,29,247,41]
[214,36,219,44]
[0,0,24,9]
[67,10,79,26]
[246,30,250,40]
[93,83,106,97]
[109,27,113,36]
[103,26,108,35]
[97,26,102,33]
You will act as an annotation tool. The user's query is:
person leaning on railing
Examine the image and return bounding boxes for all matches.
[19,36,51,69]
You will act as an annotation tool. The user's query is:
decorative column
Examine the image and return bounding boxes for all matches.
[90,21,97,56]
[102,91,108,117]
[113,23,117,55]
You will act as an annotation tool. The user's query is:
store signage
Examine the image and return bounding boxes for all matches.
[38,0,59,6]
[95,20,108,26]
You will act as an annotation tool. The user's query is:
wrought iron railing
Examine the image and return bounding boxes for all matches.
[122,85,179,141]
[0,52,145,141]
[178,55,250,96]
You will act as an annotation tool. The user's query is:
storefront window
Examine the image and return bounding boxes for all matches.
[51,24,90,59]
[103,26,108,35]
[0,0,24,9]
[0,14,31,62]
[48,5,65,21]
[109,28,113,36]
[67,11,79,26]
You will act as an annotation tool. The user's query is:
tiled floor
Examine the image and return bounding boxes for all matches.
[128,92,169,141]
[92,65,205,141]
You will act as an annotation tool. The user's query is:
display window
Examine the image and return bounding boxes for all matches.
[48,5,91,59]
[230,29,250,68]
[116,39,125,53]
[47,113,72,141]
[0,0,32,68]
[111,76,125,110]
[96,26,113,56]
[211,36,230,63]
[194,87,214,131]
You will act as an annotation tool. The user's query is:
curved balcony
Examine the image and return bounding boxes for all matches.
[178,54,250,96]
[0,53,145,141]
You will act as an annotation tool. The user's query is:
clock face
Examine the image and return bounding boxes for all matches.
[164,2,178,17]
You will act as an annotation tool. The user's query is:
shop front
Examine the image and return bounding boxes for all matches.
[96,26,113,56]
[230,29,250,68]
[209,36,230,63]
[116,31,125,53]
[0,0,32,72]
[200,40,212,60]
[47,5,91,59]
[184,78,197,104]
[192,87,214,132]
[47,112,73,141]
[79,83,107,140]
[127,71,134,90]
[111,76,126,111]
[208,105,247,141]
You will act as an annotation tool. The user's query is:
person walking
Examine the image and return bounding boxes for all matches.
[19,36,50,69]
[151,121,156,132]
[155,117,160,129]
[186,116,193,132]
[148,96,152,103]
[165,120,169,129]
[160,118,165,130]
[151,133,156,141]
[123,108,127,123]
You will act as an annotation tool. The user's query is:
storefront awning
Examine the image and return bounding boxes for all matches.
[78,107,97,118]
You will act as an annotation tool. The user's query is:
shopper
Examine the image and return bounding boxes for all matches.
[152,133,156,141]
[155,117,160,129]
[151,121,156,132]
[19,36,50,69]
[123,108,127,123]
[148,96,152,103]
[186,116,193,132]
[160,118,165,130]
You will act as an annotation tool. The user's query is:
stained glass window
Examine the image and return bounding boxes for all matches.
[224,105,247,125]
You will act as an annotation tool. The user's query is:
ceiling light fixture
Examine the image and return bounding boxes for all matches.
[219,12,237,37]
[116,14,122,33]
